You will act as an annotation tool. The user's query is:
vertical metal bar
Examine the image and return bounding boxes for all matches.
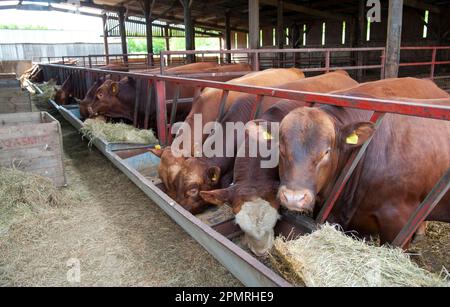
[216,90,229,121]
[134,78,142,127]
[250,95,264,119]
[380,48,386,79]
[430,48,437,80]
[170,84,181,125]
[325,50,331,73]
[155,80,168,145]
[88,56,92,68]
[144,80,154,130]
[392,168,450,248]
[316,112,386,224]
[193,86,202,102]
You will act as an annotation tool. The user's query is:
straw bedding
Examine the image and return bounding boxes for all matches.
[0,168,78,236]
[81,119,158,144]
[271,224,450,287]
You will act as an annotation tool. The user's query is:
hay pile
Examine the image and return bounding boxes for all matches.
[34,80,59,105]
[0,168,78,235]
[271,224,450,287]
[81,119,158,144]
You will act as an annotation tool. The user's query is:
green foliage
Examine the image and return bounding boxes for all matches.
[127,38,167,54]
[127,37,220,54]
[0,24,49,30]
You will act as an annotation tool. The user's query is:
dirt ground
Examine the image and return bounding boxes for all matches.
[0,103,241,286]
[410,222,450,275]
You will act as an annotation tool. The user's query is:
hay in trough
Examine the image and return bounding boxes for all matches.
[81,119,158,144]
[270,224,450,287]
[0,168,78,235]
[34,80,59,104]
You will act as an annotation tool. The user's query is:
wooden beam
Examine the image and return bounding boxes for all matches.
[102,13,110,65]
[276,0,284,49]
[181,0,195,62]
[403,0,440,14]
[118,6,128,63]
[225,10,232,63]
[249,0,260,49]
[143,0,154,65]
[260,0,350,21]
[385,0,404,78]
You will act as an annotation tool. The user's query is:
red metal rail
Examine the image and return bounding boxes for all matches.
[160,47,387,78]
[40,63,450,249]
[399,46,450,80]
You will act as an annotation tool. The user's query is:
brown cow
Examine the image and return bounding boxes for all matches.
[54,63,128,106]
[54,74,77,105]
[199,100,307,255]
[79,75,110,119]
[152,68,305,197]
[165,71,358,214]
[277,77,450,246]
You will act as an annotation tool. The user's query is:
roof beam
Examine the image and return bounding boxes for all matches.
[403,0,440,14]
[260,0,350,20]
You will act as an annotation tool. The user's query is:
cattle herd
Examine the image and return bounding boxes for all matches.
[53,62,450,257]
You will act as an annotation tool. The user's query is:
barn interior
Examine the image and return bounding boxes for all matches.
[1,0,450,288]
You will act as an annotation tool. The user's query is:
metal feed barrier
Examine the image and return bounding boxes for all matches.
[39,62,450,285]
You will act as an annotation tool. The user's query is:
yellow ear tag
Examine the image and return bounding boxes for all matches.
[346,131,359,145]
[263,130,273,140]
[212,174,218,182]
[154,144,161,150]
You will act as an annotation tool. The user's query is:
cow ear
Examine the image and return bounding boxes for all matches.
[340,122,375,147]
[110,82,119,96]
[200,188,232,206]
[149,145,163,157]
[206,166,221,185]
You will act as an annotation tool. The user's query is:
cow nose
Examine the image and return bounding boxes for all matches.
[278,186,315,214]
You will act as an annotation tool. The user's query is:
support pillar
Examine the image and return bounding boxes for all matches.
[143,0,154,66]
[118,7,128,64]
[102,13,110,65]
[385,0,404,78]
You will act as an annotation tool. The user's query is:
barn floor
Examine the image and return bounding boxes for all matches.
[0,101,241,286]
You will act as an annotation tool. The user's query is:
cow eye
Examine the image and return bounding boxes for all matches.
[186,187,199,197]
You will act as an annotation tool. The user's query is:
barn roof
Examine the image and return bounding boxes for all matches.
[1,0,450,34]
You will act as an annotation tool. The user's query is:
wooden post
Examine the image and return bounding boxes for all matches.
[182,0,195,63]
[385,0,404,78]
[143,0,154,66]
[356,0,365,81]
[276,0,284,67]
[118,7,128,64]
[225,10,232,63]
[249,0,260,49]
[102,13,110,65]
[164,26,171,66]
[249,0,259,70]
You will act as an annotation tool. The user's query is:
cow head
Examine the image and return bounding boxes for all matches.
[79,76,108,119]
[199,120,281,256]
[200,184,280,256]
[171,158,222,213]
[54,74,74,105]
[88,76,135,121]
[278,107,375,215]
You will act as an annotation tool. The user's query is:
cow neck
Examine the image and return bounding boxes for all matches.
[316,104,372,226]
